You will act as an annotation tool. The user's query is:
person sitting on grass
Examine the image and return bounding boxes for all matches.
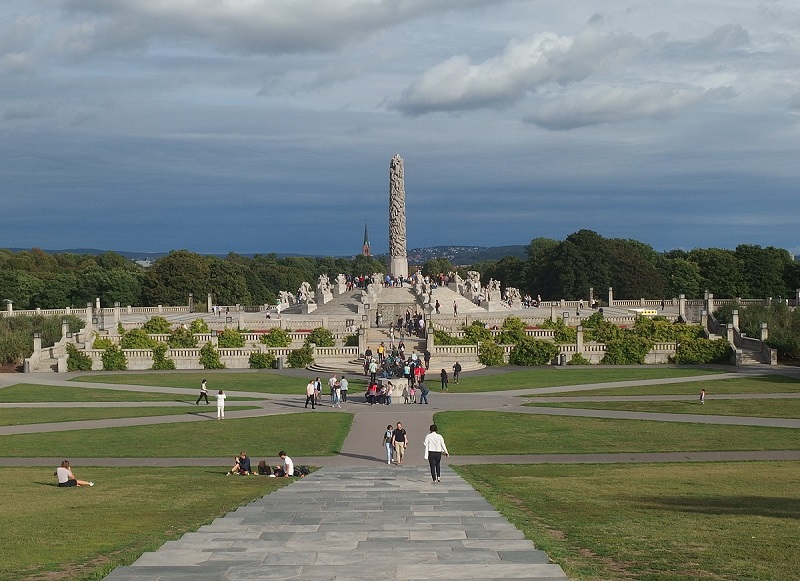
[276,451,294,478]
[55,460,94,487]
[227,451,252,475]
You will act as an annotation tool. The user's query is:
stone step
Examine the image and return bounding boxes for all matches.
[104,465,568,580]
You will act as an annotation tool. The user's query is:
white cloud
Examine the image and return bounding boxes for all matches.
[525,84,736,130]
[394,26,643,115]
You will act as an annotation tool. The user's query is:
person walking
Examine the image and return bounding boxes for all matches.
[700,389,705,404]
[196,379,209,405]
[423,424,449,483]
[314,376,322,406]
[333,379,342,408]
[369,358,378,383]
[328,374,338,404]
[305,379,316,409]
[418,381,430,404]
[391,422,408,465]
[452,361,462,384]
[339,375,348,403]
[383,424,394,465]
[440,369,448,391]
[216,389,226,419]
[453,301,458,316]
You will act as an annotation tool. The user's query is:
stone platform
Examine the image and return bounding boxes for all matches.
[104,465,567,580]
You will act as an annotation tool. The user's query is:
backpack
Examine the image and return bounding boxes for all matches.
[297,465,310,477]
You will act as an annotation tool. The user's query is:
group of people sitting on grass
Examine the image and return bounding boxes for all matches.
[226,451,308,478]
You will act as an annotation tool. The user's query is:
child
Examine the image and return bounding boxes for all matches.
[409,385,416,404]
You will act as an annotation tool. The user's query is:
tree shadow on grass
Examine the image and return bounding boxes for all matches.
[636,495,800,519]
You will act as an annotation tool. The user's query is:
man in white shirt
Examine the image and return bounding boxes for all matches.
[328,374,338,404]
[339,376,349,403]
[423,424,449,483]
[278,451,294,478]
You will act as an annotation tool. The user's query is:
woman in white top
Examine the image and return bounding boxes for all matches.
[55,460,93,487]
[423,424,449,483]
[216,389,227,419]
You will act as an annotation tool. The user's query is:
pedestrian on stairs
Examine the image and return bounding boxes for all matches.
[435,300,440,314]
[453,301,458,316]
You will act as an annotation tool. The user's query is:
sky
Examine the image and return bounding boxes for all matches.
[1,1,799,257]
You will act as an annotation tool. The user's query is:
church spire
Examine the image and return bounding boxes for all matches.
[362,222,371,256]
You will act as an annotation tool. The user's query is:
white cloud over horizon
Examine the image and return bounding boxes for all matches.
[1,1,799,256]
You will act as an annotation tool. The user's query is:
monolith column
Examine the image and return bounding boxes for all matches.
[388,154,408,279]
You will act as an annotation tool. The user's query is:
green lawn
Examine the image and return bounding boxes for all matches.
[0,412,352,457]
[0,383,265,402]
[525,375,800,397]
[456,462,800,581]
[434,411,800,454]
[531,398,800,419]
[0,406,260,426]
[72,371,367,394]
[446,367,719,392]
[0,467,292,581]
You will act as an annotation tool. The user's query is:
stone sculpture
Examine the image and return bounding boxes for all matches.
[278,290,295,306]
[297,282,315,304]
[388,154,409,279]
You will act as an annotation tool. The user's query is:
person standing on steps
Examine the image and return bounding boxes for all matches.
[216,389,226,419]
[391,422,408,465]
[423,424,449,483]
[196,379,209,405]
[305,379,316,409]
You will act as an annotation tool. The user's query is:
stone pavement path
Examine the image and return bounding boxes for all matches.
[104,465,568,581]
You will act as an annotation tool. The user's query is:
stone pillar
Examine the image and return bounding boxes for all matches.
[5,300,12,314]
[61,319,70,340]
[589,287,594,306]
[550,303,557,322]
[796,289,800,304]
[700,309,708,329]
[576,325,584,356]
[238,309,244,330]
[207,293,213,313]
[85,302,93,333]
[608,287,614,306]
[678,294,686,321]
[726,324,735,344]
[706,293,714,316]
[388,154,409,279]
[113,303,121,329]
[760,323,768,342]
[732,310,739,329]
[358,328,366,354]
[95,297,101,310]
[33,334,42,354]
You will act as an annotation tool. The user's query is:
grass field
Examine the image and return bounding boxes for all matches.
[71,371,369,394]
[0,383,265,402]
[434,410,800,454]
[455,462,800,581]
[70,367,717,394]
[0,467,292,581]
[0,405,260,426]
[532,398,800,418]
[0,412,353,457]
[525,374,800,397]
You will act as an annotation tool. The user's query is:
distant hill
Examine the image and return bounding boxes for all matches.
[3,245,528,264]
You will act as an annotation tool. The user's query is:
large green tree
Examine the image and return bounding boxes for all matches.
[141,250,211,306]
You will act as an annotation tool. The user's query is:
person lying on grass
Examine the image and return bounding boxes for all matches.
[55,460,94,487]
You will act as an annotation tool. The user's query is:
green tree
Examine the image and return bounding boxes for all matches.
[421,258,454,278]
[305,327,335,347]
[141,250,211,306]
[0,271,45,309]
[217,328,245,348]
[142,316,172,334]
[199,343,225,369]
[509,338,559,365]
[210,258,252,306]
[735,245,791,299]
[687,248,744,298]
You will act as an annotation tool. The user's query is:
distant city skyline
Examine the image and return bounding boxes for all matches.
[2,1,799,256]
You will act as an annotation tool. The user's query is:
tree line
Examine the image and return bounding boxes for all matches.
[2,231,799,309]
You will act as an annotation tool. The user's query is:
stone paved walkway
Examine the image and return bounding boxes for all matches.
[104,465,568,580]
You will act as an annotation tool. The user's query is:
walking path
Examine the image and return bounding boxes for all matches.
[2,366,799,579]
[104,465,568,581]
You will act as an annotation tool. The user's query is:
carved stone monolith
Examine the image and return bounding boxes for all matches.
[389,154,408,279]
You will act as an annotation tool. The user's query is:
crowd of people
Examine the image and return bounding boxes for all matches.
[226,451,307,478]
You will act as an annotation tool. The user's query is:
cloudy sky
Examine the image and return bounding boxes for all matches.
[2,1,799,257]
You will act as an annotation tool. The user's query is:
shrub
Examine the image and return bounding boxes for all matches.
[675,338,733,364]
[218,328,245,348]
[344,333,359,347]
[66,343,92,371]
[478,339,504,366]
[189,318,210,333]
[433,329,468,345]
[249,352,276,369]
[119,328,157,350]
[509,338,559,366]
[168,327,197,348]
[151,343,176,370]
[91,334,115,350]
[463,321,492,344]
[497,316,526,344]
[305,327,335,347]
[142,316,172,334]
[199,343,225,369]
[601,334,652,365]
[568,352,592,365]
[286,344,314,368]
[633,316,704,342]
[0,314,83,365]
[260,328,291,347]
[101,345,128,371]
[539,318,577,343]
